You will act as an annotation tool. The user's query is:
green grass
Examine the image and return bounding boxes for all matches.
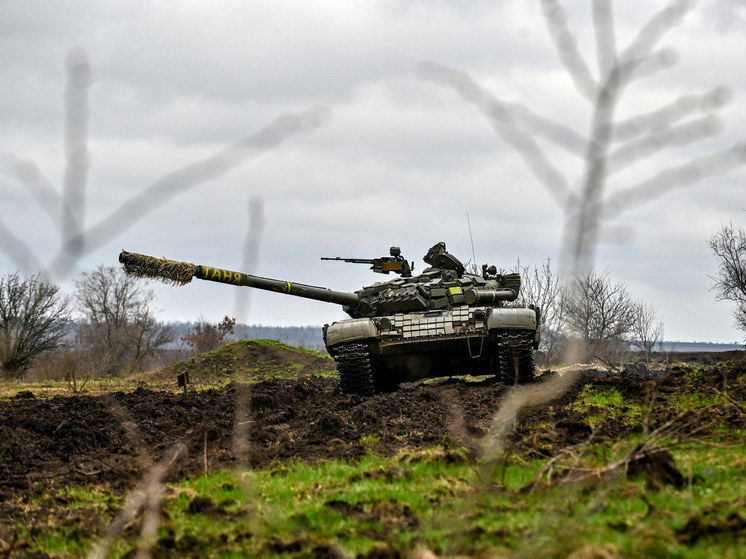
[0,376,142,398]
[668,391,721,410]
[22,441,746,558]
[5,356,744,557]
[251,338,332,360]
[567,386,645,429]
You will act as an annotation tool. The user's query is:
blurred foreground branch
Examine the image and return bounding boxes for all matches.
[1,49,330,281]
[418,0,746,277]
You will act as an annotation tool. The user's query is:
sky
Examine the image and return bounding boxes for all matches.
[1,0,745,343]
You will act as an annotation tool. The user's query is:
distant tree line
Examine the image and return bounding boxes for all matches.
[514,260,664,367]
[0,265,176,385]
[518,219,746,364]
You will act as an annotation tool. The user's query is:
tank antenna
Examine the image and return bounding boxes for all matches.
[467,211,477,268]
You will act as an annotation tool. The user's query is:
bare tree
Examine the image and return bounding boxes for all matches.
[630,301,664,363]
[562,271,636,363]
[29,346,97,392]
[75,265,174,375]
[515,258,564,365]
[709,222,746,342]
[735,306,746,344]
[419,0,746,277]
[0,272,71,378]
[182,315,236,355]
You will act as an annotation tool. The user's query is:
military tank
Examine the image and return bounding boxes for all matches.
[119,242,540,396]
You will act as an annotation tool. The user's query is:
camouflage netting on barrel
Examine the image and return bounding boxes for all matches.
[119,250,197,286]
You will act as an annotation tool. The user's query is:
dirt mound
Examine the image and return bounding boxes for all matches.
[0,378,498,494]
[151,339,336,384]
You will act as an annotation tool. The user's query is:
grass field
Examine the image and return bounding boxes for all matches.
[0,342,744,558]
[22,444,746,558]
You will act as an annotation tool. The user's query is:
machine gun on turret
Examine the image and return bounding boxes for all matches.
[321,246,413,277]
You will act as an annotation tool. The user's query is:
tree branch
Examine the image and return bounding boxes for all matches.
[592,0,617,78]
[504,101,588,156]
[61,49,91,269]
[602,143,746,218]
[0,219,44,273]
[46,105,331,279]
[606,115,723,175]
[0,154,75,234]
[540,0,598,101]
[608,87,732,144]
[417,61,577,208]
[618,0,695,64]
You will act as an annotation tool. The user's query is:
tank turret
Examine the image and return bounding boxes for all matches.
[338,243,520,318]
[119,242,540,396]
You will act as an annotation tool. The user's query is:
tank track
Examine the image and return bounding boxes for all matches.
[497,330,536,384]
[334,343,375,396]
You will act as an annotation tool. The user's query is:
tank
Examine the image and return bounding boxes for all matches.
[119,242,540,396]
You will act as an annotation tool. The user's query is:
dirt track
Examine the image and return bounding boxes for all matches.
[1,355,744,504]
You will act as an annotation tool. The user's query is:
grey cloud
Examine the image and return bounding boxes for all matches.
[1,1,744,343]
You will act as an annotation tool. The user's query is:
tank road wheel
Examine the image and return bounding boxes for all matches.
[498,331,536,384]
[333,343,375,397]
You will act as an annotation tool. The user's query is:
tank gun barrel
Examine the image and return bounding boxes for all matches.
[320,257,377,264]
[463,288,517,305]
[119,250,360,307]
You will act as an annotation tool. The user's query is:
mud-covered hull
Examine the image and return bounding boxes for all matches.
[324,305,540,394]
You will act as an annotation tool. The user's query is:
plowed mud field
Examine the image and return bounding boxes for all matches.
[2,351,744,505]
